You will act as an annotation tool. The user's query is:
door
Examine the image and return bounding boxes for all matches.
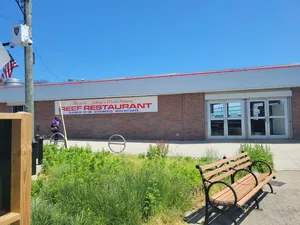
[248,100,267,138]
[248,98,288,138]
[208,101,245,138]
[268,99,288,138]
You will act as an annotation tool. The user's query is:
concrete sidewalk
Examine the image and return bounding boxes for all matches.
[62,139,300,171]
[185,170,300,225]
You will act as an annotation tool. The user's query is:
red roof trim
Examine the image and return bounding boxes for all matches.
[1,63,300,89]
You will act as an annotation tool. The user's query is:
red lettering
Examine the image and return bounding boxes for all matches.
[102,105,108,109]
[108,105,115,110]
[129,104,137,109]
[84,106,90,110]
[137,103,145,108]
[122,104,129,109]
[96,105,102,110]
[115,104,122,109]
[144,103,152,108]
[64,106,75,111]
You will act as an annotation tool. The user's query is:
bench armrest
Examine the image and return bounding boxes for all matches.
[232,168,258,186]
[250,160,273,176]
[207,181,238,206]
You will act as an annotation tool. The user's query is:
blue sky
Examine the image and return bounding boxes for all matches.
[1,0,300,82]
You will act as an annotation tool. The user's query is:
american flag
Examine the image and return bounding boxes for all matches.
[1,56,18,79]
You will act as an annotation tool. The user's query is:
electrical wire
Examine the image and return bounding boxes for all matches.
[33,46,61,80]
[0,13,23,23]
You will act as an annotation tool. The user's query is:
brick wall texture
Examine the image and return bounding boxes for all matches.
[0,94,206,141]
[1,89,299,140]
[292,87,300,139]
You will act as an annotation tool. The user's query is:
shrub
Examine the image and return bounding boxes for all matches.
[32,144,201,225]
[146,140,169,160]
[198,148,220,166]
[239,143,274,172]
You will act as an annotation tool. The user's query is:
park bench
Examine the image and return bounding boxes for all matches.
[196,151,276,224]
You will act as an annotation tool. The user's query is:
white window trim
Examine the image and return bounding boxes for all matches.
[7,102,25,106]
[205,89,292,101]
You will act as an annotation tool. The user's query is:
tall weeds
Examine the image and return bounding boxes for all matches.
[32,142,201,225]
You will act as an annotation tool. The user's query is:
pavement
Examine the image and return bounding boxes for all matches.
[63,139,300,171]
[184,171,300,225]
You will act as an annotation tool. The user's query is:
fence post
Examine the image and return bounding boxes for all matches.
[32,141,37,175]
[37,136,44,165]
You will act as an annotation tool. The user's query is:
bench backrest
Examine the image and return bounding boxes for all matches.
[197,152,251,186]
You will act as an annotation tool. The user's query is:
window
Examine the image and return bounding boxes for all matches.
[11,105,24,113]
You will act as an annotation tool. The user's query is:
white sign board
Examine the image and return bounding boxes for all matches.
[55,96,158,115]
[0,43,10,69]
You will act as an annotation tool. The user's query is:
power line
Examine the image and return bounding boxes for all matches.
[0,13,23,23]
[33,46,60,80]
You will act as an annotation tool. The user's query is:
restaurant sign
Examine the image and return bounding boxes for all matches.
[55,96,158,115]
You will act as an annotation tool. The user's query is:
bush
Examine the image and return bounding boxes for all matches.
[146,140,169,160]
[31,143,202,225]
[239,143,274,172]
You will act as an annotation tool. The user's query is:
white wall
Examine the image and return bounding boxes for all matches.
[0,65,300,103]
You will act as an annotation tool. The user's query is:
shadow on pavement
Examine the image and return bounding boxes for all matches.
[184,191,269,225]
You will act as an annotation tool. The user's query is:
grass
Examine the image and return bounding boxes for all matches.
[31,142,274,225]
[32,143,215,225]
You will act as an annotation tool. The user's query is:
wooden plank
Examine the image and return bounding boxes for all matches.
[10,119,21,215]
[59,101,69,149]
[210,172,270,203]
[1,113,32,225]
[0,212,20,225]
[201,152,248,171]
[0,113,23,120]
[17,113,32,225]
[210,173,271,205]
[235,161,252,171]
[20,113,32,225]
[203,157,250,179]
[209,170,235,183]
[211,174,254,200]
[237,172,275,207]
[208,161,253,183]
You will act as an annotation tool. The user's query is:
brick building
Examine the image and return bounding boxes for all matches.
[0,64,300,141]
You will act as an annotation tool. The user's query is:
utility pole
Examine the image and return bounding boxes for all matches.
[24,0,35,140]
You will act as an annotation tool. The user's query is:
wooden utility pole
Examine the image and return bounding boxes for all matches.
[24,0,35,140]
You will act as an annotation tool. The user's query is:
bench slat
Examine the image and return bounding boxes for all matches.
[206,159,252,184]
[211,173,255,199]
[235,161,252,171]
[203,156,250,179]
[237,172,275,207]
[213,173,259,202]
[216,174,260,203]
[210,172,271,206]
[201,152,248,171]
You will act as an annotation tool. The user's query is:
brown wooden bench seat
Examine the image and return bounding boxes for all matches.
[196,151,275,224]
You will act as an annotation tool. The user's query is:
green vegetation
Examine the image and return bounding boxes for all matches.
[239,143,275,172]
[31,143,216,225]
[31,142,274,225]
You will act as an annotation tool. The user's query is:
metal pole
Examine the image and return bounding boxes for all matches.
[24,0,35,140]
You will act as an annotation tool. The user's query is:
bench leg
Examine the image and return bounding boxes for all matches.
[267,182,274,193]
[224,213,237,225]
[254,198,259,209]
[204,203,210,225]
